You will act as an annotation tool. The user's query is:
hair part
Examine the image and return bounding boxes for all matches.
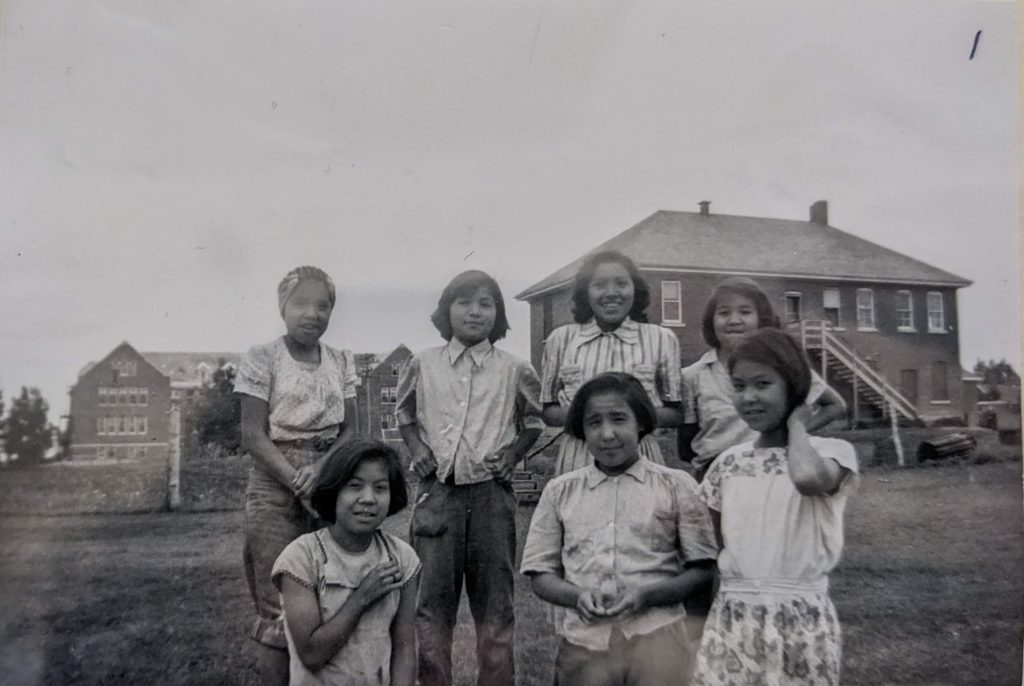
[310,438,409,522]
[430,270,510,343]
[571,251,650,324]
[727,328,812,416]
[701,276,780,349]
[565,372,657,441]
[278,265,337,316]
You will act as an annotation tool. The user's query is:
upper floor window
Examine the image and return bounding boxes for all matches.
[856,289,876,330]
[380,412,396,430]
[381,386,397,403]
[139,388,148,405]
[391,363,402,376]
[97,417,105,435]
[119,388,129,405]
[895,291,915,332]
[98,387,108,405]
[784,292,802,325]
[660,281,682,325]
[822,289,841,328]
[927,292,945,332]
[112,359,136,377]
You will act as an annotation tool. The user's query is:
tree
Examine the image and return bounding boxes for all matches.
[188,364,241,455]
[4,387,52,466]
[973,359,1021,400]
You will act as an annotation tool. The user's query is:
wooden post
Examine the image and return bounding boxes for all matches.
[821,346,828,385]
[167,404,182,511]
[852,375,860,425]
[889,398,905,467]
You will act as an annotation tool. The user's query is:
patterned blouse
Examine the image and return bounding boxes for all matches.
[234,337,358,442]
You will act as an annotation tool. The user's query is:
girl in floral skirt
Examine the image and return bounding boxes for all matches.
[693,329,858,686]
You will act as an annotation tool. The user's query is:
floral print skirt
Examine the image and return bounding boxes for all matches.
[693,591,841,686]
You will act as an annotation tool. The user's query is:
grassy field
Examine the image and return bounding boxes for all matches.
[0,461,1021,686]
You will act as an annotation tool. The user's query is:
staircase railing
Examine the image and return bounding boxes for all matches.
[790,320,920,422]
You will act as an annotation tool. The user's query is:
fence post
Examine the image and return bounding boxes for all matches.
[168,404,182,511]
[888,398,905,467]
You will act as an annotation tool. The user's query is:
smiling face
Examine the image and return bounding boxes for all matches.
[582,390,641,474]
[731,359,790,436]
[333,458,391,543]
[587,261,635,329]
[449,286,497,347]
[713,292,760,352]
[282,279,333,347]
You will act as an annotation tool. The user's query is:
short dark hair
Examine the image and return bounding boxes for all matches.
[310,438,409,522]
[701,276,780,349]
[571,251,650,324]
[565,372,657,441]
[430,270,510,343]
[727,329,812,416]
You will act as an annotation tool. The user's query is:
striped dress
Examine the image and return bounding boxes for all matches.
[540,317,682,475]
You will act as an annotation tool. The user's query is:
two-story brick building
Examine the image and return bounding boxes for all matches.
[354,344,413,444]
[516,201,972,425]
[68,342,238,461]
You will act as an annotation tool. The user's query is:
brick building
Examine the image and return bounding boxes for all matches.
[354,344,413,444]
[69,342,238,461]
[516,201,972,425]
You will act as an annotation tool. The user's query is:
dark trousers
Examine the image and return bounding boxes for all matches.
[554,621,693,686]
[411,476,517,686]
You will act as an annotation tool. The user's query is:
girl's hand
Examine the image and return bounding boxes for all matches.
[485,447,519,483]
[409,449,438,479]
[575,589,606,623]
[292,465,317,497]
[352,561,403,610]
[602,587,646,619]
[786,404,815,432]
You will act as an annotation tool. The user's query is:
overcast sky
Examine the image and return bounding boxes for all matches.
[0,0,1018,419]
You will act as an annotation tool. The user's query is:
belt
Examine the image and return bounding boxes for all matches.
[719,576,829,595]
[274,435,338,452]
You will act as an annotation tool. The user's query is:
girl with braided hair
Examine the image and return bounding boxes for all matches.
[235,266,360,685]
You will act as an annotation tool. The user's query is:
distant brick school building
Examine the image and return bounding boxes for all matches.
[68,341,414,461]
[516,201,972,425]
[68,342,239,461]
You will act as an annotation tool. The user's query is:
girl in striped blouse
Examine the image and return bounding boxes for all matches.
[540,251,683,475]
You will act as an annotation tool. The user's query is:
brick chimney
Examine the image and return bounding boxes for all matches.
[698,200,711,217]
[810,200,828,225]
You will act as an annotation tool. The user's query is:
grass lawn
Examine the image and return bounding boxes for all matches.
[0,462,1020,685]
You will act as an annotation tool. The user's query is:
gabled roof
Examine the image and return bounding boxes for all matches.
[140,352,239,384]
[516,209,971,300]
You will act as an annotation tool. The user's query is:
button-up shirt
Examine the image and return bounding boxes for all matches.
[520,458,718,650]
[396,339,544,484]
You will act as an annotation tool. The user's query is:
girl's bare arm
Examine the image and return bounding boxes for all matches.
[390,572,419,686]
[786,407,846,495]
[240,395,297,488]
[805,384,847,433]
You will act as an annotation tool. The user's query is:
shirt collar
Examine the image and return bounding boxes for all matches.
[446,338,493,367]
[577,317,640,345]
[583,456,650,489]
[698,348,721,367]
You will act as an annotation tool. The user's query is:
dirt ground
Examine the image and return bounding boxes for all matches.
[0,461,1021,685]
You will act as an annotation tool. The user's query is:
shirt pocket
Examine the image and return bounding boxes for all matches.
[557,364,584,402]
[631,363,659,402]
[643,508,679,554]
[562,516,600,563]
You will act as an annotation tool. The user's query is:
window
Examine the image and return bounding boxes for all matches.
[119,388,129,405]
[98,387,107,405]
[112,359,136,377]
[391,363,402,376]
[97,418,105,435]
[140,388,148,405]
[822,289,841,327]
[105,417,116,434]
[856,289,875,330]
[128,388,137,405]
[927,292,945,332]
[895,291,915,331]
[133,416,143,434]
[931,361,949,401]
[784,292,802,324]
[381,387,398,403]
[380,413,394,430]
[139,417,147,435]
[660,281,682,325]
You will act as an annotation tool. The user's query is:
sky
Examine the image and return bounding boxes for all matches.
[0,0,1018,420]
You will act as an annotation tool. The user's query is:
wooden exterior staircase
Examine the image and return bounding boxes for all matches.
[789,320,923,426]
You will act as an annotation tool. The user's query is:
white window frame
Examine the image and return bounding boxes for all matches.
[660,280,683,326]
[119,388,129,405]
[139,416,148,435]
[856,288,876,331]
[105,417,116,435]
[895,290,915,332]
[140,388,148,405]
[391,363,402,376]
[97,417,105,435]
[822,289,841,328]
[98,387,107,405]
[927,291,946,333]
